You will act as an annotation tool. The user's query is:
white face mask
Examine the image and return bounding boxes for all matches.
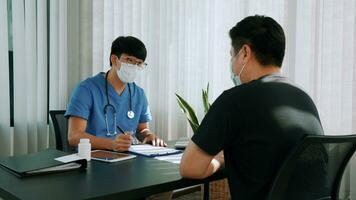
[117,62,138,83]
[230,50,246,86]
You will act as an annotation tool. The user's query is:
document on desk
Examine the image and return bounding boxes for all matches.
[129,144,182,157]
[154,153,183,164]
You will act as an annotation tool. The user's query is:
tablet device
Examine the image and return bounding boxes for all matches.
[91,150,136,162]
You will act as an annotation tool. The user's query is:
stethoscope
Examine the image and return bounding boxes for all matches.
[104,71,135,136]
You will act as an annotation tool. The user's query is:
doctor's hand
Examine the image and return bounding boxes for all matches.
[142,133,167,147]
[112,134,132,151]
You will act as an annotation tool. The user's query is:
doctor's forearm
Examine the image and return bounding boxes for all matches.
[68,131,113,150]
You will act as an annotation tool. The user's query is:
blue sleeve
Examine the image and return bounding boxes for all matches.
[65,83,93,120]
[139,91,152,123]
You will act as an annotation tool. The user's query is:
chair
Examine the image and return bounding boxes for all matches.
[49,110,72,152]
[267,134,356,200]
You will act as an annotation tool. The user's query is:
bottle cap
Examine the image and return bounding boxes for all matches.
[80,138,90,143]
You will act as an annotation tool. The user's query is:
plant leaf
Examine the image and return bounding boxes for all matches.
[175,94,199,124]
[175,93,200,133]
[202,90,208,114]
[202,83,210,114]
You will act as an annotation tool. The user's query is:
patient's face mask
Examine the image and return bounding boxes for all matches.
[117,62,138,83]
[230,49,246,86]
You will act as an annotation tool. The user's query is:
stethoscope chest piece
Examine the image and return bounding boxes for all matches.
[127,110,135,119]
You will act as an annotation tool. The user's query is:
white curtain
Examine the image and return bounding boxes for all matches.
[0,0,11,156]
[90,0,356,138]
[9,0,49,155]
[0,0,70,156]
[92,0,255,139]
[90,0,356,198]
[0,0,355,198]
[0,0,93,156]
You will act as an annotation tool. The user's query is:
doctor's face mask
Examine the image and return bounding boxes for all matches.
[116,61,138,83]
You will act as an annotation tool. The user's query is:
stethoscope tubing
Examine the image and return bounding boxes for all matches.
[104,70,135,136]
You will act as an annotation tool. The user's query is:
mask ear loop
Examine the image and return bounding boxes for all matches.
[237,46,248,76]
[238,63,247,76]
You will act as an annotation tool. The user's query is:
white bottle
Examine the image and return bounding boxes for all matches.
[78,138,91,161]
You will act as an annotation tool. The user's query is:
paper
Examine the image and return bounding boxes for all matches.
[154,153,183,164]
[55,154,83,163]
[129,144,182,157]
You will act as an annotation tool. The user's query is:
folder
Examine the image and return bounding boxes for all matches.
[128,144,182,157]
[0,149,87,178]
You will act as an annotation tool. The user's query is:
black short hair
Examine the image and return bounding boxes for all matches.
[229,15,285,67]
[110,36,147,66]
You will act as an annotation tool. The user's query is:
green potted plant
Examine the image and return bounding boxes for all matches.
[176,83,230,199]
[175,83,210,134]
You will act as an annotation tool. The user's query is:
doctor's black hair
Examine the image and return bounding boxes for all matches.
[229,15,285,67]
[110,36,147,66]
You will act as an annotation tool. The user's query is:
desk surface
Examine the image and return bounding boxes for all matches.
[0,150,225,200]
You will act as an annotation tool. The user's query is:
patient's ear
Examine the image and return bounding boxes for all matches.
[241,44,252,63]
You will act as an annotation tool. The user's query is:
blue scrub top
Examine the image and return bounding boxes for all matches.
[65,72,152,139]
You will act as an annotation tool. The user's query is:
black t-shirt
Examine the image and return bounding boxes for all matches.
[191,73,324,200]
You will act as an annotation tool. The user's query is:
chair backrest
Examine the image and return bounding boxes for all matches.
[49,110,72,152]
[267,134,356,200]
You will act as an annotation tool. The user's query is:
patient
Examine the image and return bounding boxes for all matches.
[180,15,324,200]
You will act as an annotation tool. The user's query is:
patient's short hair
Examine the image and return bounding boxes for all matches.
[229,15,285,67]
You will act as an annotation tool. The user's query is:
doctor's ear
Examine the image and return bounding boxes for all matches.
[110,55,120,67]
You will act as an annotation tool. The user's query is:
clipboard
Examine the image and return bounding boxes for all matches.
[128,144,182,157]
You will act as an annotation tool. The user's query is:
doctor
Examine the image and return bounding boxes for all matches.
[65,36,166,151]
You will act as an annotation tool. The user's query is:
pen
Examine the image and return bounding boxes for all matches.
[117,126,140,144]
[116,126,126,134]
